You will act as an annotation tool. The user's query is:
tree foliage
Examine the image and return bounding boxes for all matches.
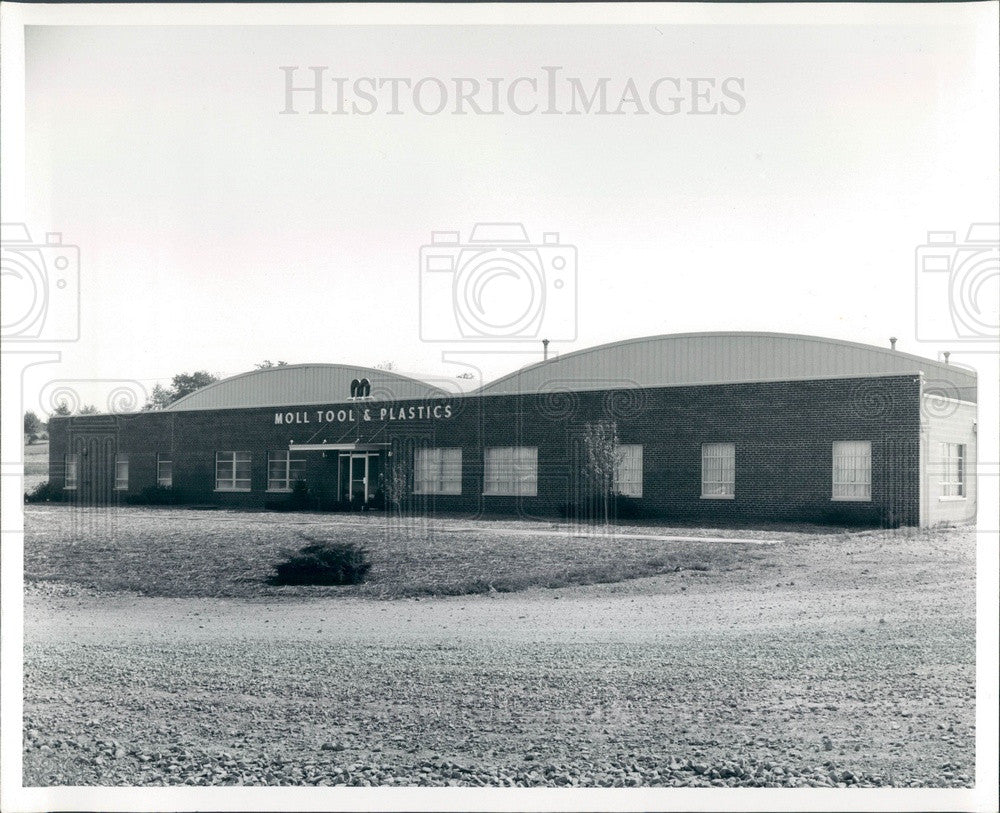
[382,461,409,517]
[582,422,626,526]
[24,410,42,436]
[144,371,220,410]
[255,360,289,369]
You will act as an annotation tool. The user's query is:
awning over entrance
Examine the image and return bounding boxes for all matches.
[288,442,390,452]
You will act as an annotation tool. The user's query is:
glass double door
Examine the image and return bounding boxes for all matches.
[337,452,383,506]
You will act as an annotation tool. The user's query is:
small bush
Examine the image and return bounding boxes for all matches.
[270,541,371,586]
[25,481,62,503]
[289,479,313,510]
[266,480,317,512]
[126,485,178,506]
[557,494,653,522]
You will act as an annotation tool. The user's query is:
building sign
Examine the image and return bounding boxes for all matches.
[275,404,454,425]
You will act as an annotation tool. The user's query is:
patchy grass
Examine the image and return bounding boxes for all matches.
[20,505,799,599]
[23,442,49,494]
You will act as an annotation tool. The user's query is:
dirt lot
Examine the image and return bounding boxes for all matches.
[21,507,975,788]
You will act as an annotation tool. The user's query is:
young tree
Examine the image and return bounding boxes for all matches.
[382,461,409,518]
[255,360,289,369]
[374,361,395,371]
[24,410,41,438]
[78,404,99,415]
[582,421,626,527]
[51,402,72,417]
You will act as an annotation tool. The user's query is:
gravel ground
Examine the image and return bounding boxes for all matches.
[22,525,975,788]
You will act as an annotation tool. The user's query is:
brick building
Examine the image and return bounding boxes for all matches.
[47,333,977,527]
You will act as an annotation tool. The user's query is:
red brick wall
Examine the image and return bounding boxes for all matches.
[48,374,922,526]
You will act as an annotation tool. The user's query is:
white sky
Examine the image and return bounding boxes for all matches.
[7,10,1000,413]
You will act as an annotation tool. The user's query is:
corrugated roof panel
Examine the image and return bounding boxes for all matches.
[477,332,977,397]
[164,364,453,412]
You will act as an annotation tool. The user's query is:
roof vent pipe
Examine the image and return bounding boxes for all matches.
[543,338,549,361]
[943,351,950,365]
[889,336,897,351]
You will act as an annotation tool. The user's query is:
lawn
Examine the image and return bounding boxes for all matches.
[21,505,797,598]
[23,441,49,494]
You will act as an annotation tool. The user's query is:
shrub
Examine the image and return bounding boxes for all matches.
[126,485,178,506]
[266,480,316,512]
[289,479,312,510]
[269,541,371,586]
[557,494,651,522]
[25,481,62,503]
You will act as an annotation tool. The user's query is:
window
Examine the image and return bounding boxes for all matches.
[114,455,129,491]
[157,454,173,488]
[414,448,462,495]
[64,454,79,490]
[941,443,966,498]
[267,450,306,492]
[484,447,538,496]
[832,441,871,501]
[701,443,735,498]
[216,451,252,491]
[615,444,643,498]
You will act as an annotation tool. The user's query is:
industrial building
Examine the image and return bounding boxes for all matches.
[47,332,977,527]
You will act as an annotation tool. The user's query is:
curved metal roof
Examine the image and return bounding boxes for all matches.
[476,332,977,398]
[161,333,977,412]
[164,364,459,412]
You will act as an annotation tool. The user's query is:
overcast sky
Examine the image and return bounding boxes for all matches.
[12,13,1000,413]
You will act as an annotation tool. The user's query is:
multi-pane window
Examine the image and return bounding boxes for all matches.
[414,448,462,495]
[484,447,538,496]
[941,443,966,498]
[216,451,252,491]
[64,454,79,490]
[267,450,307,491]
[114,455,129,491]
[157,454,173,488]
[832,441,871,501]
[701,443,735,498]
[615,444,643,498]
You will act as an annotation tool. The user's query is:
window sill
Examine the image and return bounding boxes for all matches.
[414,491,463,496]
[63,487,77,491]
[215,488,251,493]
[483,492,538,498]
[831,496,872,502]
[701,494,734,500]
[938,496,967,502]
[267,488,292,493]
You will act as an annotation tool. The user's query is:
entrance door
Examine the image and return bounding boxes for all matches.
[350,454,368,504]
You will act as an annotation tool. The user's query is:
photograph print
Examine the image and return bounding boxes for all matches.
[1,3,998,812]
